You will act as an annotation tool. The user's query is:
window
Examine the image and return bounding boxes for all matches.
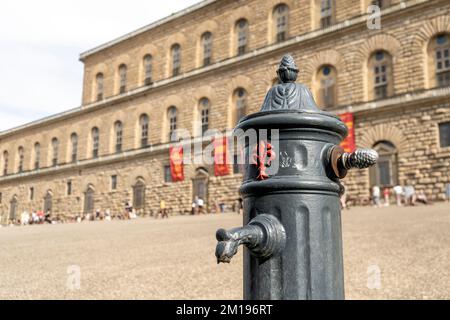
[119,64,127,93]
[369,141,398,187]
[143,55,153,85]
[316,65,337,109]
[171,44,181,76]
[111,175,118,190]
[84,186,95,214]
[51,138,59,166]
[274,4,289,42]
[67,181,72,196]
[233,88,247,125]
[201,32,213,66]
[140,114,149,148]
[164,165,172,183]
[18,146,24,173]
[34,143,40,169]
[369,50,394,100]
[435,34,450,87]
[236,19,249,56]
[114,121,123,153]
[92,127,99,158]
[371,0,390,9]
[10,197,17,221]
[439,122,450,148]
[3,151,8,175]
[96,73,104,101]
[168,106,178,141]
[30,187,34,201]
[71,133,78,162]
[320,0,334,28]
[133,180,146,209]
[199,98,210,135]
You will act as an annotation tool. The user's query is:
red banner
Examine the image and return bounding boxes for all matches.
[339,113,356,153]
[169,146,184,182]
[214,137,230,176]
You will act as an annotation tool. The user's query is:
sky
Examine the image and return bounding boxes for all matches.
[0,0,201,132]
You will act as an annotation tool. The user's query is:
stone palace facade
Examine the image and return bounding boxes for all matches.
[1,0,450,222]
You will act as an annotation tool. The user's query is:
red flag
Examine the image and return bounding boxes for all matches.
[169,146,184,182]
[214,137,230,176]
[339,113,356,153]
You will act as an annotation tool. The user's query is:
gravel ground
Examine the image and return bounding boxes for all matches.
[0,203,449,300]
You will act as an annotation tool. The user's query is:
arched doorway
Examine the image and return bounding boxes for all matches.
[192,167,209,209]
[43,191,53,213]
[369,140,398,187]
[84,186,95,214]
[133,178,146,211]
[9,196,18,221]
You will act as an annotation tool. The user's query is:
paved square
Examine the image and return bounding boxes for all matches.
[0,203,449,299]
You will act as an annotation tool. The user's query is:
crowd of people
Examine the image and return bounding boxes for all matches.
[1,197,244,227]
[371,184,431,208]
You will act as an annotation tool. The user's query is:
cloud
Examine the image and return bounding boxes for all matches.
[0,0,200,132]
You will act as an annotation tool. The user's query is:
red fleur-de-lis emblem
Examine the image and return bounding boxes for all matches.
[251,141,276,180]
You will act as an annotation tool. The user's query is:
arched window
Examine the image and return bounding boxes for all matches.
[34,143,40,169]
[51,138,59,166]
[70,133,78,162]
[143,54,153,85]
[369,50,394,100]
[133,179,146,210]
[236,19,249,56]
[171,44,181,76]
[92,127,99,158]
[370,0,390,9]
[43,191,52,213]
[199,98,210,136]
[140,114,149,148]
[3,151,8,175]
[168,106,178,141]
[118,64,127,94]
[320,0,334,28]
[316,65,337,109]
[114,121,123,153]
[17,146,24,173]
[369,141,398,187]
[201,32,213,66]
[84,186,95,214]
[233,88,247,125]
[96,73,104,101]
[273,4,289,42]
[429,34,450,88]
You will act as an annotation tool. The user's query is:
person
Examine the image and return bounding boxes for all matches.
[21,211,30,226]
[446,183,450,202]
[416,190,429,205]
[105,209,112,221]
[197,197,205,214]
[219,202,226,214]
[383,187,390,207]
[124,201,133,219]
[404,185,416,206]
[393,185,403,206]
[191,201,197,215]
[44,210,52,224]
[37,210,45,224]
[372,185,381,208]
[155,200,167,219]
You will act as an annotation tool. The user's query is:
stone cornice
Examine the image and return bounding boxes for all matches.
[331,86,450,116]
[0,0,435,139]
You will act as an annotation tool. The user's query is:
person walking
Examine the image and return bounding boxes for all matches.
[393,185,403,206]
[372,185,381,208]
[383,187,390,207]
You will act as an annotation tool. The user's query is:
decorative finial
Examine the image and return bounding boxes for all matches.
[277,55,299,83]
